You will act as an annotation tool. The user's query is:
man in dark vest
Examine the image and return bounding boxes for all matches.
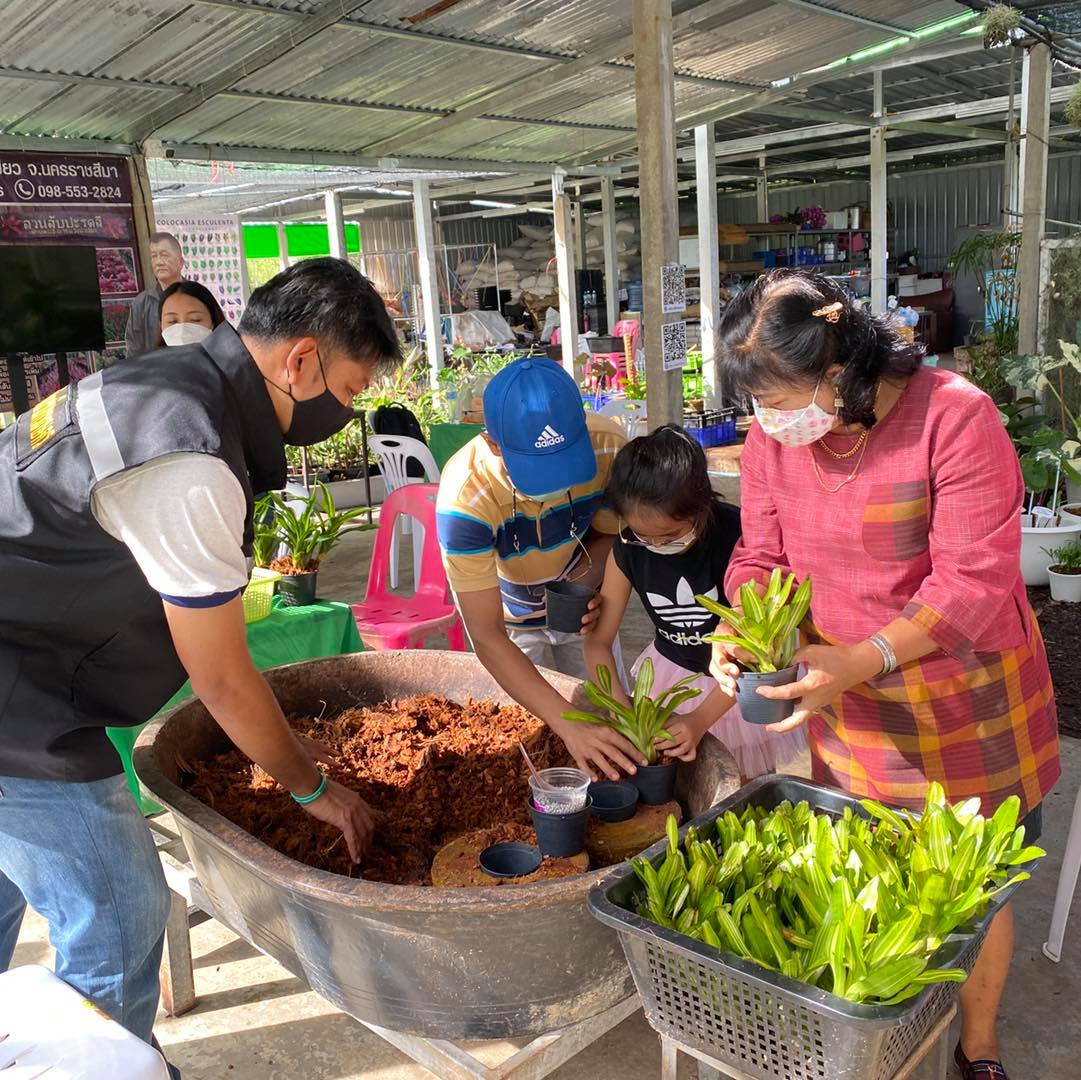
[0,257,400,1052]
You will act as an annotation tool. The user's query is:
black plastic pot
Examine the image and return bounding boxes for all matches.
[588,781,639,823]
[278,571,318,607]
[544,579,597,634]
[529,796,592,858]
[479,842,542,879]
[631,761,678,806]
[736,665,799,726]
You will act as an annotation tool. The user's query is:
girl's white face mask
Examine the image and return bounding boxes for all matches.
[752,376,838,447]
[643,531,696,556]
[162,322,212,347]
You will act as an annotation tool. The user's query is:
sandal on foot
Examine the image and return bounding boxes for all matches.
[955,1042,1009,1080]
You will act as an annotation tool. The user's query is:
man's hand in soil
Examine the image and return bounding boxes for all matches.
[295,732,340,765]
[550,717,644,782]
[302,780,375,864]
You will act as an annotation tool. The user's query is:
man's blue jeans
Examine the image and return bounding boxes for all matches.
[0,772,171,1043]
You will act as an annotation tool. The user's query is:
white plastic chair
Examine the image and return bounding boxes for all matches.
[368,434,441,590]
[600,397,649,439]
[1044,784,1081,962]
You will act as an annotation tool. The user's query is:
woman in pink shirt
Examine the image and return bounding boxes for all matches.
[712,270,1059,1080]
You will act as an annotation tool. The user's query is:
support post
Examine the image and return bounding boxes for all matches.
[601,176,620,333]
[1017,42,1051,355]
[573,198,587,270]
[870,71,888,314]
[552,173,579,377]
[324,189,346,259]
[235,213,251,303]
[1003,48,1020,227]
[413,179,445,386]
[634,0,681,426]
[695,123,721,407]
[755,153,769,222]
[127,154,156,291]
[276,222,289,271]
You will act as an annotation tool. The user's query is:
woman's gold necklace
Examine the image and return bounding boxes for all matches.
[817,429,867,459]
[810,382,883,492]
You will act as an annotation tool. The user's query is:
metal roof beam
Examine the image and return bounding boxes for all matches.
[573,33,989,162]
[770,0,915,37]
[356,0,748,157]
[183,0,754,91]
[754,102,1007,142]
[0,65,633,135]
[0,133,134,155]
[128,0,373,142]
[160,141,623,177]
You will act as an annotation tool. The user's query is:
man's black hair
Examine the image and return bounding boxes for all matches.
[238,257,402,371]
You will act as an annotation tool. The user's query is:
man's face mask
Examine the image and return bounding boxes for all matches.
[266,350,355,447]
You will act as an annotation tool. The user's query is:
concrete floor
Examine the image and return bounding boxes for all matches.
[11,477,1081,1078]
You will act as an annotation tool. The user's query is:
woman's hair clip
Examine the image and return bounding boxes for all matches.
[811,301,843,323]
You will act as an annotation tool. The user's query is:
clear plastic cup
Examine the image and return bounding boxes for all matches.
[529,767,591,815]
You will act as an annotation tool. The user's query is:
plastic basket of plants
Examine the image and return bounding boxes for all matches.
[241,567,280,624]
[588,775,1043,1080]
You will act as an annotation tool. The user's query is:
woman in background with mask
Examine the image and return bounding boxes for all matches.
[157,280,225,347]
[711,269,1058,1080]
[584,425,804,777]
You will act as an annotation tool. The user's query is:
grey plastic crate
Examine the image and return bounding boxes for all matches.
[589,775,1033,1080]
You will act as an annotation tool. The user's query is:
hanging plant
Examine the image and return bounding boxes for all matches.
[983,4,1021,48]
[1066,81,1081,130]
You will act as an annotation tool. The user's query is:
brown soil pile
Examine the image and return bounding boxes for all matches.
[185,695,572,884]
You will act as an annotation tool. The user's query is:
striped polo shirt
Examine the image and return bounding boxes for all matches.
[436,413,627,627]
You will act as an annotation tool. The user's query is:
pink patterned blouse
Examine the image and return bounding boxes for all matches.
[726,366,1060,815]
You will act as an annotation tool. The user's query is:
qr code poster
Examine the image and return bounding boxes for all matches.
[662,320,688,371]
[661,262,687,314]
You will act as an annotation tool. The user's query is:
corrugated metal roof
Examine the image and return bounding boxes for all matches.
[0,0,1073,187]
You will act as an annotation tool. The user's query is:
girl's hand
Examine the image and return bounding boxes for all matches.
[754,642,883,733]
[655,710,713,763]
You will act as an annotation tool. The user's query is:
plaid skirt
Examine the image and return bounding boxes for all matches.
[809,610,1060,816]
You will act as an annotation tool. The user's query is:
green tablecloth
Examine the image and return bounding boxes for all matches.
[429,422,482,469]
[107,597,364,814]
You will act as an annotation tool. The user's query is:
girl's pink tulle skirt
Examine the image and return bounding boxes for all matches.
[632,643,806,779]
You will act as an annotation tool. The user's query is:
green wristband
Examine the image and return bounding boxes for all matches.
[291,768,327,806]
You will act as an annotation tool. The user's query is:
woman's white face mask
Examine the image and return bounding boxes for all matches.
[162,322,212,347]
[752,375,838,447]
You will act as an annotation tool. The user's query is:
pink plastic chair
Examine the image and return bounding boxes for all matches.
[352,483,467,651]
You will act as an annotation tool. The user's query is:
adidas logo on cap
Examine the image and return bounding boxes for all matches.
[534,424,565,448]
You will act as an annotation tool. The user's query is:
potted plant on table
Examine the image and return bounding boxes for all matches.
[562,660,701,805]
[1044,541,1081,603]
[267,481,372,607]
[697,569,813,727]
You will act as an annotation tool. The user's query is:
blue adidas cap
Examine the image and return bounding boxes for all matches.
[483,358,596,497]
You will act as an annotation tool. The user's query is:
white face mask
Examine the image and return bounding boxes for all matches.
[752,376,838,447]
[162,322,212,347]
[644,531,696,556]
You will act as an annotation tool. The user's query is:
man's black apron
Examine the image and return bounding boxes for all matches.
[0,324,286,780]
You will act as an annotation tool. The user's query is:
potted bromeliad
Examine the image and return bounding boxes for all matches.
[562,660,701,805]
[1044,541,1081,603]
[267,481,372,606]
[697,569,812,726]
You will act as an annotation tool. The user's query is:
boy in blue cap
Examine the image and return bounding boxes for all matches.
[436,358,645,780]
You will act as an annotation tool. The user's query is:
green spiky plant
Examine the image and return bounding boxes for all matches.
[561,661,702,765]
[697,569,812,673]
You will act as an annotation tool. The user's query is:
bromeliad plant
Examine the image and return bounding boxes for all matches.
[561,661,702,765]
[697,569,812,673]
[631,784,1043,1006]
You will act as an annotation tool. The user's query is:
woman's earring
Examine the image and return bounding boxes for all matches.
[833,391,844,409]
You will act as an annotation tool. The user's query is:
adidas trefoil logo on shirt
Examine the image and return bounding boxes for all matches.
[646,578,718,629]
[534,425,565,448]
